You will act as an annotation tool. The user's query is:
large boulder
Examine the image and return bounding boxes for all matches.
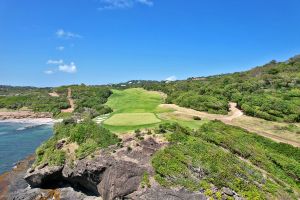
[62,154,116,195]
[97,160,145,200]
[24,166,63,188]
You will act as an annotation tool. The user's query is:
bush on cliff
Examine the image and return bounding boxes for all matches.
[35,119,119,166]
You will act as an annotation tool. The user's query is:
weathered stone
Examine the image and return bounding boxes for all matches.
[59,187,102,200]
[222,187,234,196]
[98,160,145,200]
[9,188,47,200]
[24,166,63,188]
[56,139,66,149]
[234,195,245,200]
[9,187,102,200]
[62,154,115,195]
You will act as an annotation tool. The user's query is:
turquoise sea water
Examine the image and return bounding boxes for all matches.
[0,122,53,174]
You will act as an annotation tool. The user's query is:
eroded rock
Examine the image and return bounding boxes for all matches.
[98,160,146,200]
[62,154,116,195]
[24,166,63,188]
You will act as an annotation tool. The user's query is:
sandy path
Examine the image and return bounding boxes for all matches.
[48,92,60,97]
[61,88,75,113]
[160,103,300,147]
[160,102,243,122]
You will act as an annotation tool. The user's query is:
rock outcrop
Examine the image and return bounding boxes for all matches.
[19,137,165,200]
[24,166,64,188]
[5,135,244,200]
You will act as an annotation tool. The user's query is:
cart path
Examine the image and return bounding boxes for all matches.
[160,103,300,147]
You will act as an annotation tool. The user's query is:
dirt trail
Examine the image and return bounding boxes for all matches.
[160,103,300,147]
[161,102,242,122]
[61,88,75,113]
[48,92,60,97]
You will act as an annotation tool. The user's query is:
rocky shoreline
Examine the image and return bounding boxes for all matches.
[0,155,35,200]
[1,132,244,200]
[2,135,204,200]
[0,111,53,121]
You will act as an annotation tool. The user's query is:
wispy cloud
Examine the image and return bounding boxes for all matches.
[56,29,82,39]
[98,0,153,10]
[56,46,65,51]
[45,60,77,74]
[47,59,64,65]
[165,75,177,82]
[44,70,54,75]
[59,62,77,73]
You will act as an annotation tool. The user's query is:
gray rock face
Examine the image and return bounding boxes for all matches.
[98,160,145,200]
[62,154,115,195]
[9,188,46,200]
[18,137,242,200]
[24,166,63,188]
[222,187,234,196]
[59,187,102,200]
[9,187,102,200]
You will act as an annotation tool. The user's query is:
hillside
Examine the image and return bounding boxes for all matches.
[1,55,300,200]
[120,56,300,123]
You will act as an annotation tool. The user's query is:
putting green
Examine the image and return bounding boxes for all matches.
[104,113,161,126]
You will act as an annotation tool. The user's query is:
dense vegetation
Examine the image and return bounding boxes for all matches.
[117,56,300,122]
[152,121,300,199]
[0,84,113,117]
[56,85,113,117]
[35,119,120,166]
[0,88,69,115]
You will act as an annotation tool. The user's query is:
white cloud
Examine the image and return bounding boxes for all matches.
[165,75,177,82]
[44,70,54,75]
[56,46,65,51]
[59,62,77,73]
[56,29,82,39]
[47,59,64,65]
[98,0,153,10]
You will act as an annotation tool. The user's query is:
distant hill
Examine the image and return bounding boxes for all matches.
[125,56,300,122]
[1,55,300,122]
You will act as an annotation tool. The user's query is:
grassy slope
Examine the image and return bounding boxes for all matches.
[104,113,161,126]
[105,88,165,113]
[103,88,208,133]
[103,88,166,132]
[152,121,300,199]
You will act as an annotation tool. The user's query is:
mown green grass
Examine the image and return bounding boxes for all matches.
[103,88,210,133]
[106,88,165,113]
[103,88,166,132]
[102,123,159,133]
[104,113,161,126]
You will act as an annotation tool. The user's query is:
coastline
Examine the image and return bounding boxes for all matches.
[0,110,64,125]
[0,155,35,200]
[0,115,56,180]
[0,118,55,125]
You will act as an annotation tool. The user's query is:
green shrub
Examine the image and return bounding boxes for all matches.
[152,122,299,199]
[141,172,151,188]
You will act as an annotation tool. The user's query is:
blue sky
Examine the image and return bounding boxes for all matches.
[1,0,300,86]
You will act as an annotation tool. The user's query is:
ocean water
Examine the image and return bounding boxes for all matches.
[0,122,53,174]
